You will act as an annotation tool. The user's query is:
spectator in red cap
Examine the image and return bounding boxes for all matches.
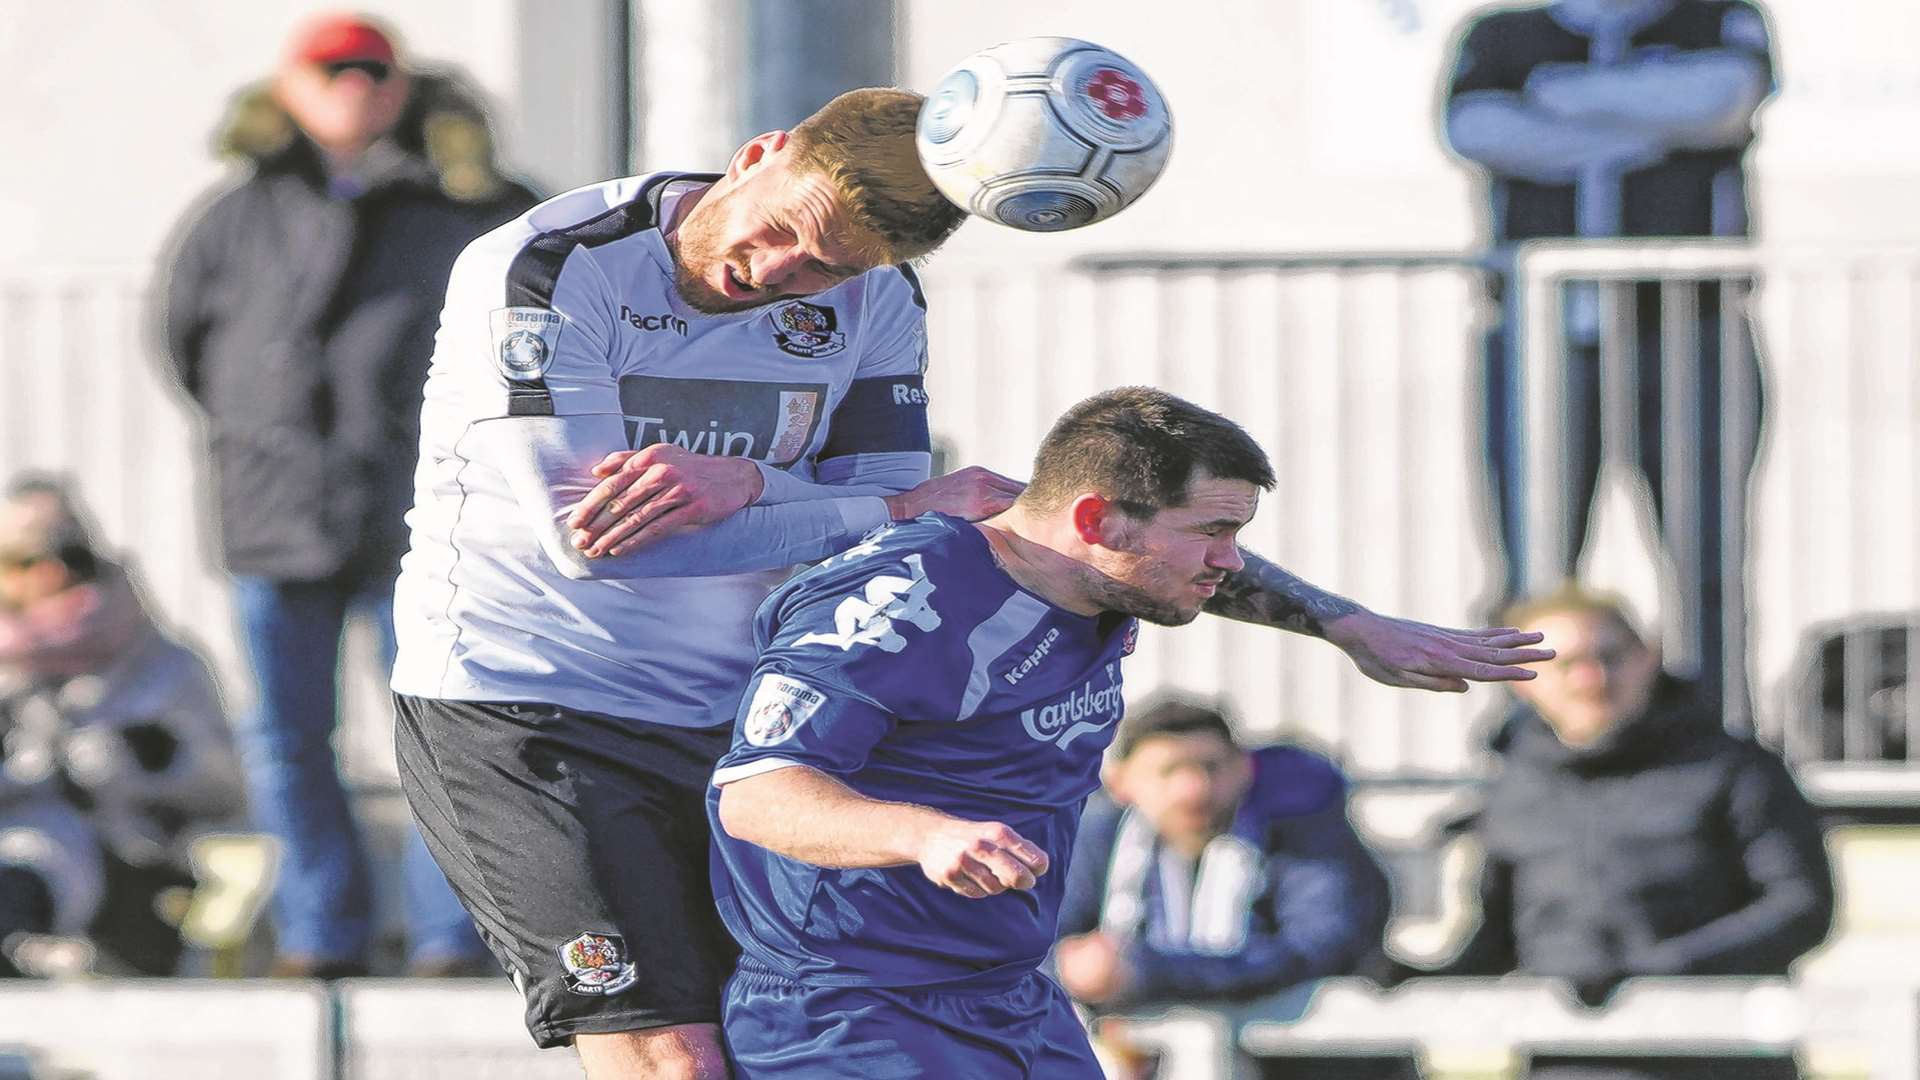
[155,11,537,979]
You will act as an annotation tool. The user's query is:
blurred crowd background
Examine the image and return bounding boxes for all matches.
[0,1,1915,1078]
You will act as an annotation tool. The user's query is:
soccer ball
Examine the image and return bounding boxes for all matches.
[916,37,1172,233]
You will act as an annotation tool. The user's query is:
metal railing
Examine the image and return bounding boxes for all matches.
[1,251,1914,779]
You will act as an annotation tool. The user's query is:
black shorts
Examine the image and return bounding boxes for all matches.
[393,693,739,1048]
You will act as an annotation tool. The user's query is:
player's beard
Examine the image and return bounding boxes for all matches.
[667,211,768,315]
[1078,565,1206,628]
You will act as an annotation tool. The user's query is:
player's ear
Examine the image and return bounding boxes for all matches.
[727,131,791,178]
[1070,493,1116,547]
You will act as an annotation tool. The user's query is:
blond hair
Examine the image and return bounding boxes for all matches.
[1500,583,1646,644]
[788,88,967,264]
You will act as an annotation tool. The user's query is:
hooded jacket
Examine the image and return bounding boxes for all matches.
[159,71,538,582]
[1438,676,1834,984]
[1057,746,1392,1006]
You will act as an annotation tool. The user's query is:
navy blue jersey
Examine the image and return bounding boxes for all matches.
[709,514,1138,987]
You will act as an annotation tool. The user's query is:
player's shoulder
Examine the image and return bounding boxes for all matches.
[767,515,1007,652]
[862,263,928,314]
[448,174,671,291]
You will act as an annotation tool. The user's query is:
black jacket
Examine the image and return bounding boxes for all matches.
[160,72,537,582]
[1438,677,1834,985]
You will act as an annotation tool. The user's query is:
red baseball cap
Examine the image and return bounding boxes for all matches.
[286,13,398,66]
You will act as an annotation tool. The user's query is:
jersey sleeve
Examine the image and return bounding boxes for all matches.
[755,266,933,505]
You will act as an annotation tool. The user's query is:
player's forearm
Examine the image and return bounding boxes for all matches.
[1203,549,1364,638]
[753,452,931,506]
[481,415,888,578]
[716,765,956,869]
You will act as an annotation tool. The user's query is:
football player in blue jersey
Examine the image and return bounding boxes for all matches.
[706,387,1554,1078]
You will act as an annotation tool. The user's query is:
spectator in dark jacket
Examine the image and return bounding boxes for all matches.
[1056,696,1392,1009]
[156,13,537,978]
[1416,587,1833,1080]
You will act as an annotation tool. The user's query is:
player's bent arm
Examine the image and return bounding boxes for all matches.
[751,451,930,506]
[716,764,1049,898]
[475,412,888,579]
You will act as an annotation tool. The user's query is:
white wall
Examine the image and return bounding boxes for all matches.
[0,0,619,268]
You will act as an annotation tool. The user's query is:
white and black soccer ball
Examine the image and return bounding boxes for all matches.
[916,37,1172,233]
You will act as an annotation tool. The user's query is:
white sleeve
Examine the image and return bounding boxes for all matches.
[474,411,887,580]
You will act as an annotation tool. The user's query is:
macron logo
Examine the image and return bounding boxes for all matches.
[619,304,687,336]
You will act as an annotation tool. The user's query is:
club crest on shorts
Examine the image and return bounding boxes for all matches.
[743,674,827,747]
[558,931,638,996]
[490,307,564,381]
[771,301,846,358]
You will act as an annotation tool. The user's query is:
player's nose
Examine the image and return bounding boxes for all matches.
[753,246,809,288]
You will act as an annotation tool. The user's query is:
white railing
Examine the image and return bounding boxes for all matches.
[1118,976,1918,1080]
[0,976,1910,1079]
[0,250,1913,779]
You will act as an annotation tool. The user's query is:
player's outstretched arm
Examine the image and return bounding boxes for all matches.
[1204,549,1554,693]
[716,765,1048,899]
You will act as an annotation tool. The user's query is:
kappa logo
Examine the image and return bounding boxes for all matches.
[558,931,638,996]
[794,553,941,653]
[1021,664,1124,750]
[743,674,828,747]
[1003,627,1062,687]
[772,301,847,358]
[490,307,564,381]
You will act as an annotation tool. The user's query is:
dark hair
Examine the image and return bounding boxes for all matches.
[788,88,968,263]
[2,473,99,581]
[1113,695,1241,759]
[1021,387,1276,515]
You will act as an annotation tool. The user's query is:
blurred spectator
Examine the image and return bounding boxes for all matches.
[1056,697,1394,1077]
[1402,587,1832,1080]
[0,476,244,975]
[1442,0,1775,717]
[156,12,537,978]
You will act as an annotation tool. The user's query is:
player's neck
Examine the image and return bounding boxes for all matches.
[974,514,1104,617]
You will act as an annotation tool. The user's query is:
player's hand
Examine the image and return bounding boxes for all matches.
[916,819,1049,899]
[883,466,1025,523]
[1321,611,1555,693]
[566,444,766,557]
[1055,932,1136,1005]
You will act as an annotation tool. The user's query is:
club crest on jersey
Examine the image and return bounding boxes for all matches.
[794,553,941,653]
[771,301,846,358]
[744,674,828,747]
[490,307,564,381]
[1120,621,1139,656]
[558,931,637,996]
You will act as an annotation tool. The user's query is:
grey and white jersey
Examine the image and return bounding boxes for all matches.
[392,172,934,727]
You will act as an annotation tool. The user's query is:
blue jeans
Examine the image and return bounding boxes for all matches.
[231,576,486,967]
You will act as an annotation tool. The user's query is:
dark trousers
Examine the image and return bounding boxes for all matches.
[1483,280,1764,719]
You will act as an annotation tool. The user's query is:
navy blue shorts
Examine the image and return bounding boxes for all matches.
[722,959,1103,1079]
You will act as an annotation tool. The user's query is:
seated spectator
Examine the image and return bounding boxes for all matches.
[1403,586,1833,1080]
[1056,695,1392,1008]
[0,476,245,974]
